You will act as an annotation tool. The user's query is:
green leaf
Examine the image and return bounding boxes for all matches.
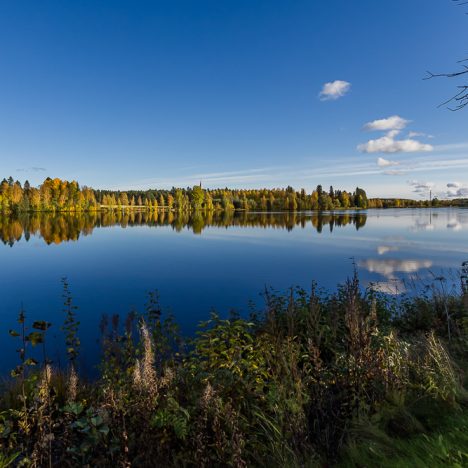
[8,330,20,337]
[90,415,103,427]
[64,402,84,416]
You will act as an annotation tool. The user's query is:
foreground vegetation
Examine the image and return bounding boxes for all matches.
[1,268,467,466]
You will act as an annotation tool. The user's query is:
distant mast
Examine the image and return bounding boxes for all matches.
[429,189,432,205]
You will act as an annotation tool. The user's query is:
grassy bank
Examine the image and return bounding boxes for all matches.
[0,271,467,467]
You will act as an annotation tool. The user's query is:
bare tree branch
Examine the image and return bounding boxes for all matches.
[425,1,468,109]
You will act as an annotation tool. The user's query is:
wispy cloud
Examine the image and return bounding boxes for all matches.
[318,153,468,180]
[383,169,406,176]
[16,167,47,173]
[319,80,351,101]
[432,142,468,152]
[404,156,468,173]
[108,144,468,197]
[408,131,433,139]
[169,157,465,188]
[109,167,285,190]
[408,180,434,197]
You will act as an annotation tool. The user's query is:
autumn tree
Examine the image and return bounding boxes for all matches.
[191,185,205,211]
[119,192,129,207]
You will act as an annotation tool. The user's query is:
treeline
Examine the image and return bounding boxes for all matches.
[368,198,468,208]
[96,184,369,212]
[2,176,467,214]
[0,211,368,246]
[0,176,369,213]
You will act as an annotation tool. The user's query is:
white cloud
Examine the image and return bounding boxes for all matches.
[446,182,468,198]
[359,115,433,154]
[386,129,401,138]
[408,180,435,197]
[455,188,468,197]
[408,180,434,190]
[377,157,399,167]
[359,136,433,153]
[363,115,409,132]
[319,80,351,101]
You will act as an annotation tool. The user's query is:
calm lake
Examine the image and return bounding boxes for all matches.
[1,208,467,374]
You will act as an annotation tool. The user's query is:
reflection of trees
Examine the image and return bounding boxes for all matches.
[0,212,99,247]
[0,211,368,246]
[310,212,366,233]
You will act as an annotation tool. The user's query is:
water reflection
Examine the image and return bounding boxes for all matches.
[359,259,433,277]
[447,219,462,231]
[1,208,466,372]
[0,211,368,246]
[408,209,468,233]
[377,245,399,255]
[358,259,434,295]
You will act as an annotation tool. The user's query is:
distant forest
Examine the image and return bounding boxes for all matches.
[0,176,466,213]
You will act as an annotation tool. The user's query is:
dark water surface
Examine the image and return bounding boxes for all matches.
[1,208,467,374]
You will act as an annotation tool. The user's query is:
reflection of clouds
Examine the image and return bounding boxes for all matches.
[411,220,435,232]
[377,245,399,255]
[447,219,462,231]
[360,258,433,295]
[371,279,406,295]
[410,211,468,232]
[359,259,433,277]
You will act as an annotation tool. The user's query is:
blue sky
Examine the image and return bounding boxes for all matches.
[1,0,467,198]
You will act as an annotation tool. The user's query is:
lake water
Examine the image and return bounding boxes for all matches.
[1,208,467,374]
